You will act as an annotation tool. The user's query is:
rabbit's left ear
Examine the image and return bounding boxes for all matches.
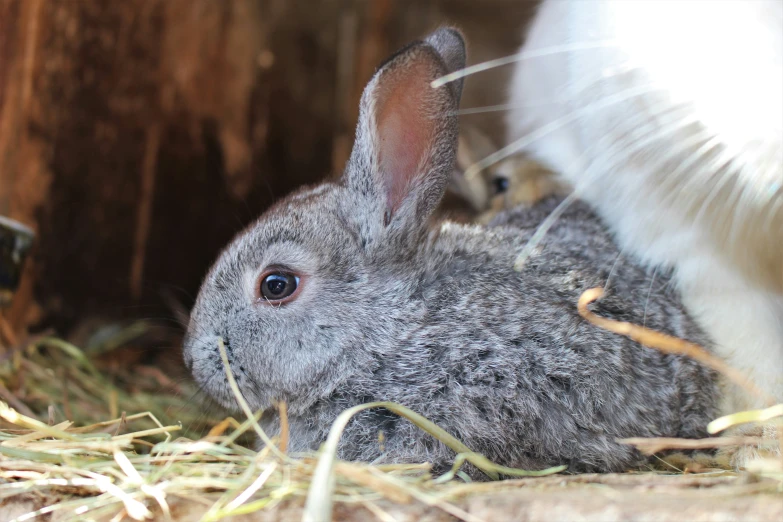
[344,28,466,235]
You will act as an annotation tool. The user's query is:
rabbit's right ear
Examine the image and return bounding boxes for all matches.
[343,28,465,244]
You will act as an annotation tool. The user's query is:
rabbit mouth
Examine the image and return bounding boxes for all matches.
[199,366,269,412]
[187,334,269,411]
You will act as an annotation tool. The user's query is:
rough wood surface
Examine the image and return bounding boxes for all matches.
[2,473,781,521]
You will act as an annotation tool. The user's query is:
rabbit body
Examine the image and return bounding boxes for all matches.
[506,0,783,414]
[185,29,717,475]
[260,197,716,474]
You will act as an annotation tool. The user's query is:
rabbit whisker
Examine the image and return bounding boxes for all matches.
[467,82,670,180]
[432,39,622,88]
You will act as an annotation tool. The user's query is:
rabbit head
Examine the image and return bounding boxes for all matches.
[448,124,567,222]
[183,28,466,415]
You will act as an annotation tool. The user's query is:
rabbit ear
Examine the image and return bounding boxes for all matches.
[425,28,466,101]
[344,27,465,234]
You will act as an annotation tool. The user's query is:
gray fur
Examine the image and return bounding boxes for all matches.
[184,28,718,478]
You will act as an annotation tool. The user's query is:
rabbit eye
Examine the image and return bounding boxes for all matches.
[491,176,510,195]
[260,272,300,302]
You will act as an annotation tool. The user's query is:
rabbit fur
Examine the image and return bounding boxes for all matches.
[506,0,783,418]
[184,28,717,476]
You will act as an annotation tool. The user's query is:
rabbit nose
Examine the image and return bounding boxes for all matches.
[181,331,207,372]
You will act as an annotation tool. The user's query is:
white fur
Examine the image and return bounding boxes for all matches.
[507,0,783,412]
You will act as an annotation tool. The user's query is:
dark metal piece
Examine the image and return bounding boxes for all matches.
[0,216,35,307]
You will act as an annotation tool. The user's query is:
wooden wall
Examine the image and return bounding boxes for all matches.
[0,0,538,338]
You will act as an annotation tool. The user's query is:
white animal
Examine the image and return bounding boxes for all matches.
[505,0,783,427]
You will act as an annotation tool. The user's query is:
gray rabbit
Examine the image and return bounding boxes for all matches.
[183,28,718,476]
